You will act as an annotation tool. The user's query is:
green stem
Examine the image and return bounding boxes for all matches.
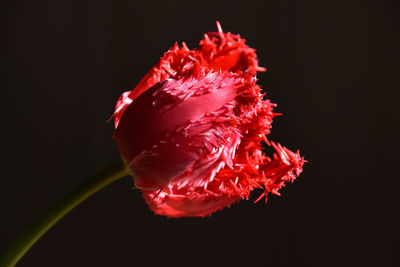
[0,159,131,267]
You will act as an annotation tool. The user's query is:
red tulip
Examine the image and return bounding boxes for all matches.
[113,23,305,217]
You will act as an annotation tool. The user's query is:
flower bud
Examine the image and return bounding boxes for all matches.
[113,23,305,217]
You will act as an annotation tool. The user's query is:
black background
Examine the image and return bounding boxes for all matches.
[1,0,400,266]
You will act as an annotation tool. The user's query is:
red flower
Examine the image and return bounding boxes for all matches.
[113,22,305,217]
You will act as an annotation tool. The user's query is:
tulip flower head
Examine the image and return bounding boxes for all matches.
[113,22,305,217]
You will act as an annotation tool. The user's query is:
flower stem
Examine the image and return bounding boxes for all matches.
[0,159,131,267]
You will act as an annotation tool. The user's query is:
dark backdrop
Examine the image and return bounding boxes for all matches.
[1,0,399,266]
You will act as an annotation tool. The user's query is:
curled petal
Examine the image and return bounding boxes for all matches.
[113,22,265,127]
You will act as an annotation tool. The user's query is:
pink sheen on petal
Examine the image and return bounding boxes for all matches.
[116,73,238,161]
